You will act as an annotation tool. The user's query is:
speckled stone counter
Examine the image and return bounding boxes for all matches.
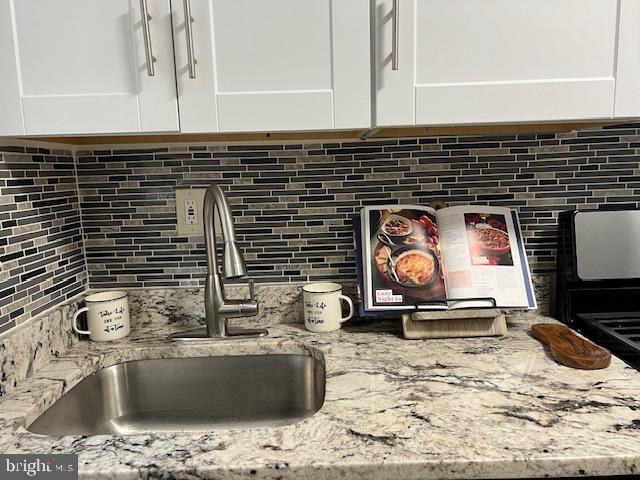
[1,311,640,480]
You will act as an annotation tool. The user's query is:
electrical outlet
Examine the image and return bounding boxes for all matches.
[176,188,223,236]
[185,199,198,225]
[176,188,206,236]
[176,187,225,236]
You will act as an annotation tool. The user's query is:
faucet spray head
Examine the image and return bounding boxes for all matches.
[223,241,247,279]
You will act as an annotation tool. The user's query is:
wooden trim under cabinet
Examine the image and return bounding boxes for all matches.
[5,120,624,147]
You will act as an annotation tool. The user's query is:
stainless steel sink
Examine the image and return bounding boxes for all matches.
[27,354,325,436]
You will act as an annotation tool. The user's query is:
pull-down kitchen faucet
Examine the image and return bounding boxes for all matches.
[169,184,267,341]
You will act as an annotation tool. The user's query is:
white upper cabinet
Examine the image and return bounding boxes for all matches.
[2,0,640,136]
[0,2,23,136]
[615,0,640,118]
[171,0,371,133]
[0,0,179,135]
[375,0,619,127]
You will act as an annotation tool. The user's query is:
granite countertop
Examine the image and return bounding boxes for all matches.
[1,312,640,480]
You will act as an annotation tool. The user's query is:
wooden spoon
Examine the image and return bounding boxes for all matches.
[531,323,611,370]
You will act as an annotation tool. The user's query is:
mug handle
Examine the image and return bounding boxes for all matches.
[339,295,354,323]
[72,307,90,335]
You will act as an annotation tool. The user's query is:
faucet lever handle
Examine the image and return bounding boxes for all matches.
[248,279,256,301]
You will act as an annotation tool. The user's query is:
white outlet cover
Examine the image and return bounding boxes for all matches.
[176,188,207,236]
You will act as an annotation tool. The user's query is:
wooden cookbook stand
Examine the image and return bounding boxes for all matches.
[401,298,507,339]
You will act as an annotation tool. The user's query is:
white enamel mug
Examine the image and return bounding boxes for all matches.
[303,282,354,333]
[73,291,131,342]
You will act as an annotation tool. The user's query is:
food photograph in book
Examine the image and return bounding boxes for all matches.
[369,208,446,308]
[464,212,514,266]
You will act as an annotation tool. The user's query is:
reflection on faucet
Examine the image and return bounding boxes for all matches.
[169,184,268,341]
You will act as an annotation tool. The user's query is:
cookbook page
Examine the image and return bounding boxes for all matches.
[436,206,536,309]
[361,205,447,311]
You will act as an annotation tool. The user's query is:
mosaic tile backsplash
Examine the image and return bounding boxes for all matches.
[1,122,639,336]
[0,146,86,334]
[75,123,640,289]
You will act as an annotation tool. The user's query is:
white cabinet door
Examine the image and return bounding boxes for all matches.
[172,0,370,133]
[376,0,618,127]
[0,0,178,135]
[615,0,640,118]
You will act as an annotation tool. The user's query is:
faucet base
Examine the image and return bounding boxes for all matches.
[167,326,268,342]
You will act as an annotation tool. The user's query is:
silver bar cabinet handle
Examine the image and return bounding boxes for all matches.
[392,0,399,70]
[140,0,155,76]
[183,0,197,78]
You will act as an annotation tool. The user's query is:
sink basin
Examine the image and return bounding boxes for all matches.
[27,354,325,436]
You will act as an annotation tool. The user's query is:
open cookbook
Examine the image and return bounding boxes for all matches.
[357,205,537,312]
